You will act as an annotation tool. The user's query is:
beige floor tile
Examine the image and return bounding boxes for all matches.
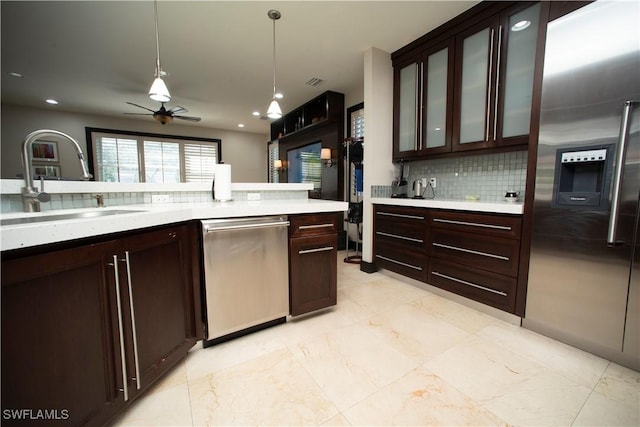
[321,412,352,426]
[410,292,497,334]
[112,383,193,427]
[188,348,339,426]
[290,322,419,412]
[593,362,640,408]
[572,389,640,426]
[363,301,471,365]
[479,322,609,389]
[343,366,508,426]
[425,334,592,426]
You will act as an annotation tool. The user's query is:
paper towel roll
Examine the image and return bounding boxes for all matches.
[214,164,232,202]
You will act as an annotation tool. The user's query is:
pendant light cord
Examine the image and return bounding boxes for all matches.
[154,0,162,77]
[272,13,277,98]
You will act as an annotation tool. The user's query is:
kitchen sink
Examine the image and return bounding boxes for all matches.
[0,209,147,226]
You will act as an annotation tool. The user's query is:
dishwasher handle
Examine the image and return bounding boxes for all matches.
[204,220,289,233]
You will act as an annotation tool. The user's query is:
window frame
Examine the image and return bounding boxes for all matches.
[85,127,221,183]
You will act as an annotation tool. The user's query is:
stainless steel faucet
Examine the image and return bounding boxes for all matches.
[21,129,92,212]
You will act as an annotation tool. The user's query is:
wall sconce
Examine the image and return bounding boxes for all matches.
[321,148,334,168]
[274,159,287,171]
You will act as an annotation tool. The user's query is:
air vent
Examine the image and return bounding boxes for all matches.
[305,77,325,87]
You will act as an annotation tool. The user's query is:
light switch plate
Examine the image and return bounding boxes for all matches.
[247,193,261,201]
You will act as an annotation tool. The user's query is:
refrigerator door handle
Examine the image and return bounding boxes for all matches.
[607,100,639,246]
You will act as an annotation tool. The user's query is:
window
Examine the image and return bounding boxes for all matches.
[87,128,221,183]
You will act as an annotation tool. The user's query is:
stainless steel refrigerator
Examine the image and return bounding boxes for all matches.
[524,0,639,370]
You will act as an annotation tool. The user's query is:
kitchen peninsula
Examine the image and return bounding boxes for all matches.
[0,180,347,427]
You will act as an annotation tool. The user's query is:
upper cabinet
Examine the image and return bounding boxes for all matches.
[393,1,542,161]
[393,39,455,159]
[270,91,344,141]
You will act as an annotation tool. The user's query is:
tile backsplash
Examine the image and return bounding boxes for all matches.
[373,150,528,201]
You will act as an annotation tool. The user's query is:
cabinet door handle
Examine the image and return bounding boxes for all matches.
[110,255,129,402]
[432,218,512,231]
[486,28,495,142]
[432,271,507,296]
[493,25,503,141]
[122,251,141,391]
[376,254,423,271]
[299,246,334,255]
[432,242,509,261]
[299,223,334,230]
[418,62,424,150]
[415,62,421,151]
[376,231,424,243]
[377,211,425,220]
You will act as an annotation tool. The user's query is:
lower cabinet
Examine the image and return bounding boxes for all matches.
[373,204,523,314]
[1,224,199,427]
[289,213,338,316]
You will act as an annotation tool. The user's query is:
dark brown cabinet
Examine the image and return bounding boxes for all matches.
[427,210,522,312]
[373,205,429,282]
[392,1,542,160]
[372,204,523,313]
[1,224,199,427]
[289,213,338,316]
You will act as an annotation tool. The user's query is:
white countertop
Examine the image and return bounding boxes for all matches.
[372,197,524,215]
[0,199,348,251]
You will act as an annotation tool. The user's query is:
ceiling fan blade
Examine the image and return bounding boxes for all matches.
[126,101,156,113]
[124,112,154,116]
[168,106,187,114]
[174,115,201,122]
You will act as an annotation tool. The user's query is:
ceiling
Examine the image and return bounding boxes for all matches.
[1,1,478,135]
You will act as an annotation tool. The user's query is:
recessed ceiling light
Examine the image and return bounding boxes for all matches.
[8,72,23,78]
[511,20,531,31]
[237,123,245,128]
[252,111,260,117]
[45,99,59,105]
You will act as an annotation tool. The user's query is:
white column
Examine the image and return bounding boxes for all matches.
[362,47,395,263]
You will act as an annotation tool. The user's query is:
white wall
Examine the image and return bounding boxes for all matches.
[362,47,395,263]
[1,104,269,182]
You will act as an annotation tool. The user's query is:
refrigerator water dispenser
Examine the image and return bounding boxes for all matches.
[552,145,614,209]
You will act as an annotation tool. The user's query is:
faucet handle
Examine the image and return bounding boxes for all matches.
[36,176,51,202]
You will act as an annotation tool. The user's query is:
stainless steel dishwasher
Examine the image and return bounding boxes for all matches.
[201,216,289,346]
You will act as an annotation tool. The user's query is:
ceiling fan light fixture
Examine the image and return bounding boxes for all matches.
[267,99,282,119]
[149,76,171,102]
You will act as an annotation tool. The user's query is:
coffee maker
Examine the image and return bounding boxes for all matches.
[391,162,408,198]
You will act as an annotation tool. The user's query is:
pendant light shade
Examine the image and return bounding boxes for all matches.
[267,10,282,119]
[267,99,282,119]
[149,76,171,102]
[149,0,171,102]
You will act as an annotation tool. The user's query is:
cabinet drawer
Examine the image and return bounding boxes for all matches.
[428,259,516,312]
[375,205,428,247]
[375,243,428,282]
[429,210,522,239]
[289,213,338,238]
[429,229,520,277]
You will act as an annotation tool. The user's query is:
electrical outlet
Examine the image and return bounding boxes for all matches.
[247,193,261,201]
[151,194,172,203]
[429,177,437,188]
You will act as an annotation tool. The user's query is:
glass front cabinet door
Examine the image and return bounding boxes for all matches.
[393,40,454,161]
[453,2,541,152]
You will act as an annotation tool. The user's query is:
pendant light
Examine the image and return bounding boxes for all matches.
[266,9,282,119]
[149,0,171,102]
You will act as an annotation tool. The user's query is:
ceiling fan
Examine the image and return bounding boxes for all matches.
[125,102,202,125]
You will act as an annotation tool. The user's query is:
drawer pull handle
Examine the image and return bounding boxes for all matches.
[299,246,334,255]
[377,212,425,220]
[433,218,512,231]
[432,271,507,296]
[299,223,334,230]
[432,243,509,261]
[376,255,423,271]
[376,231,424,243]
